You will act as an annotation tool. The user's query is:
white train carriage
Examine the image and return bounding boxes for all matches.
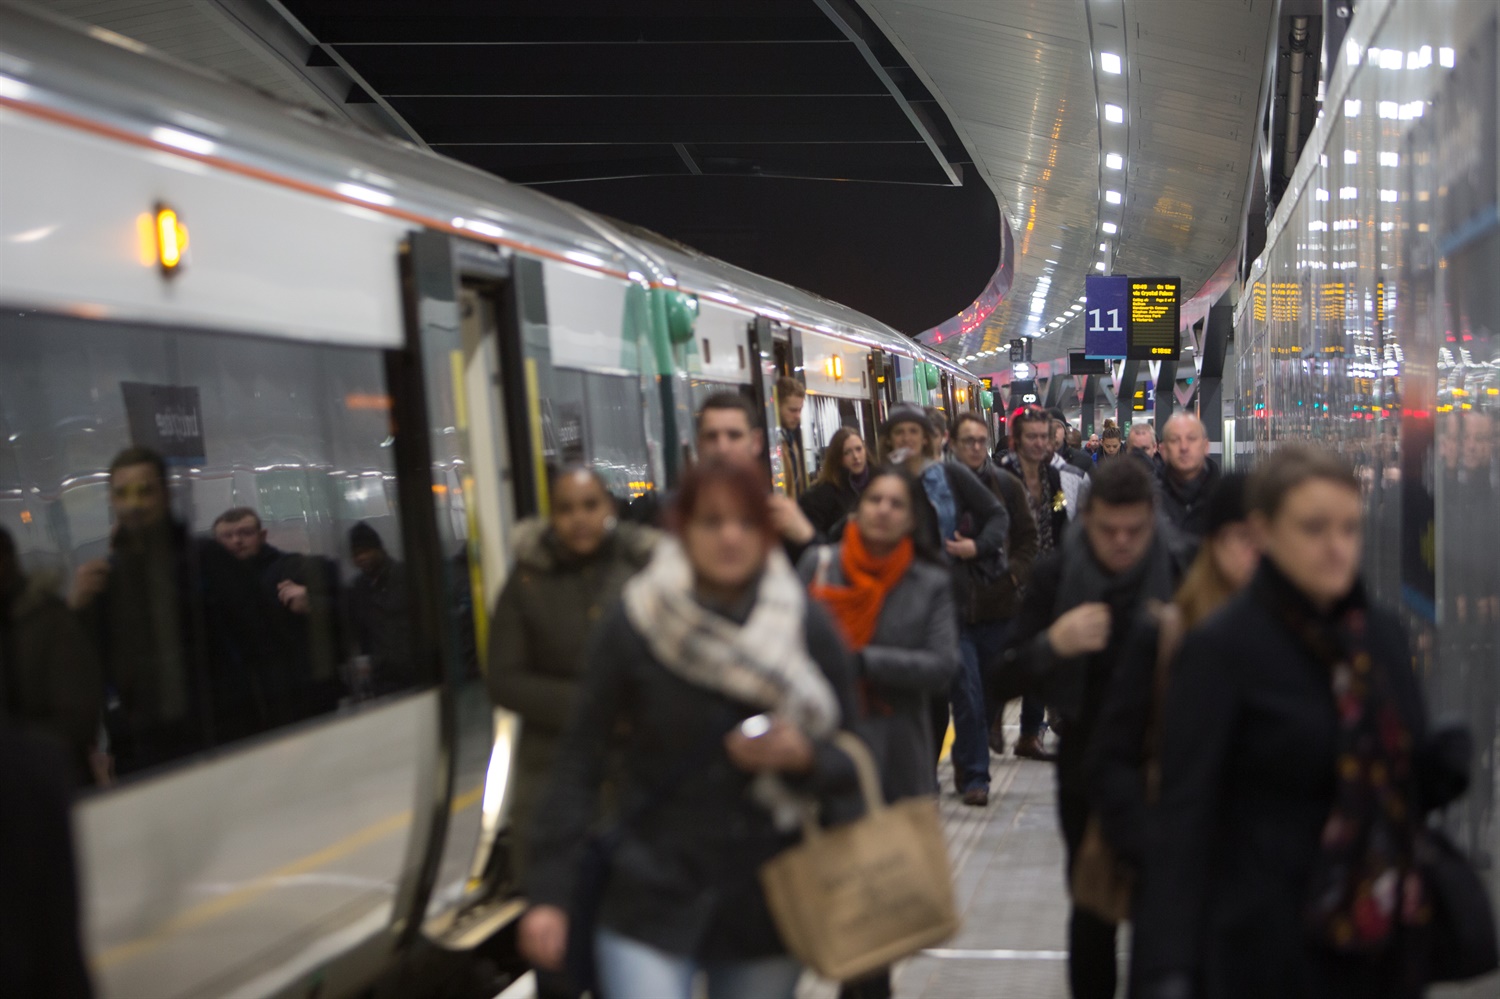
[0,5,986,997]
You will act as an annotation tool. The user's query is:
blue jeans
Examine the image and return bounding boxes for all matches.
[595,927,802,999]
[953,620,1007,793]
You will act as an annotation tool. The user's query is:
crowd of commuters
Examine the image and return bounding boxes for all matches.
[1,389,1485,999]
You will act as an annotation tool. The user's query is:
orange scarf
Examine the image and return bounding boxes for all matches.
[809,522,914,651]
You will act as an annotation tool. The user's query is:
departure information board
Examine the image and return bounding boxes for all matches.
[1084,275,1130,358]
[1127,277,1181,360]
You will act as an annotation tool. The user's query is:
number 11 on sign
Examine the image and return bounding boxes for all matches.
[1088,309,1124,334]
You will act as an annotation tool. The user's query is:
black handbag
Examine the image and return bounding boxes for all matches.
[1420,825,1499,982]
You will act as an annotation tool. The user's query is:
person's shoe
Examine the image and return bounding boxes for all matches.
[988,723,1007,756]
[1014,734,1057,762]
[962,787,989,807]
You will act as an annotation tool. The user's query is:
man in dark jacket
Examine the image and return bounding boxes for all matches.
[69,448,213,776]
[347,523,414,696]
[1156,413,1221,547]
[951,414,1039,753]
[210,508,345,731]
[998,406,1075,760]
[999,459,1182,999]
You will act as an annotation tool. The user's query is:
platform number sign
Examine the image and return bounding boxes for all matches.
[1084,275,1130,359]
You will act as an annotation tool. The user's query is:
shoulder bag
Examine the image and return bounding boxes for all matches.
[760,732,959,982]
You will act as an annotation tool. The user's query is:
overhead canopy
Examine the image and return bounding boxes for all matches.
[862,0,1276,365]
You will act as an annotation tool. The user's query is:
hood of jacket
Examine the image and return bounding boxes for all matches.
[511,517,659,574]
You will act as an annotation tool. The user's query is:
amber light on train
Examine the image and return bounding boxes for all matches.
[823,355,844,380]
[149,203,188,274]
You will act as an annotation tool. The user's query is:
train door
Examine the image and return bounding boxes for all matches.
[401,232,534,949]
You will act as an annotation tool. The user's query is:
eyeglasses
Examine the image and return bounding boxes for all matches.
[957,436,989,448]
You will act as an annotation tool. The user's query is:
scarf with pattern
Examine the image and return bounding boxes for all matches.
[1274,575,1431,953]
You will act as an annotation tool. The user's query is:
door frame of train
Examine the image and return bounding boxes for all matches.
[389,229,469,946]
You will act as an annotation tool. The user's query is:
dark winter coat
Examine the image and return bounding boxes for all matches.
[1,576,101,785]
[1156,457,1223,544]
[1133,563,1436,999]
[526,599,858,960]
[487,520,657,873]
[964,460,1038,623]
[799,478,861,539]
[798,546,958,800]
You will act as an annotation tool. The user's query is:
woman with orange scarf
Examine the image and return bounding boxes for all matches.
[798,468,961,804]
[799,468,960,999]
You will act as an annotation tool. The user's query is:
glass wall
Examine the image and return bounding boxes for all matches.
[1235,0,1499,892]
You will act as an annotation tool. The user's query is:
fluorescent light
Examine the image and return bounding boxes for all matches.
[1440,47,1456,68]
[335,182,395,206]
[1105,152,1123,170]
[1099,242,1108,251]
[1378,100,1399,119]
[1105,190,1122,204]
[1100,52,1122,74]
[1347,39,1362,66]
[151,127,216,155]
[1101,222,1118,234]
[1380,151,1399,167]
[0,74,31,100]
[1380,48,1403,70]
[1315,188,1330,201]
[1345,99,1361,117]
[1380,189,1398,202]
[1344,149,1358,164]
[1339,186,1357,199]
[1078,295,1088,302]
[1095,261,1107,272]
[1104,103,1124,123]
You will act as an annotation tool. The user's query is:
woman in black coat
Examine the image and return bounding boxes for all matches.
[518,459,859,999]
[1134,446,1458,999]
[799,427,870,538]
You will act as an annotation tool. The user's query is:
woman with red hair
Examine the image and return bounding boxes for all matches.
[518,459,859,999]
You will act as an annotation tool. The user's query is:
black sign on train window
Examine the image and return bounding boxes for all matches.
[1127,277,1181,360]
[121,382,206,462]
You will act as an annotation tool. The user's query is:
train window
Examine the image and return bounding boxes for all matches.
[0,310,419,787]
[547,369,656,505]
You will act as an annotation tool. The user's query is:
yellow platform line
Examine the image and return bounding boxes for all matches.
[95,783,484,970]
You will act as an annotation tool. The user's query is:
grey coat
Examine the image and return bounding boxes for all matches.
[798,545,960,800]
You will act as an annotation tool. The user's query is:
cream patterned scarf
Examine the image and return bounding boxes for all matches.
[623,538,841,826]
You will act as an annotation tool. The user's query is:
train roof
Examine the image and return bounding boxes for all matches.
[0,2,975,382]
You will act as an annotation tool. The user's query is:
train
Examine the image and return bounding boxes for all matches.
[0,4,988,997]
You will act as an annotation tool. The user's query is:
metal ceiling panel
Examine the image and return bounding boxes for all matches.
[863,0,1277,364]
